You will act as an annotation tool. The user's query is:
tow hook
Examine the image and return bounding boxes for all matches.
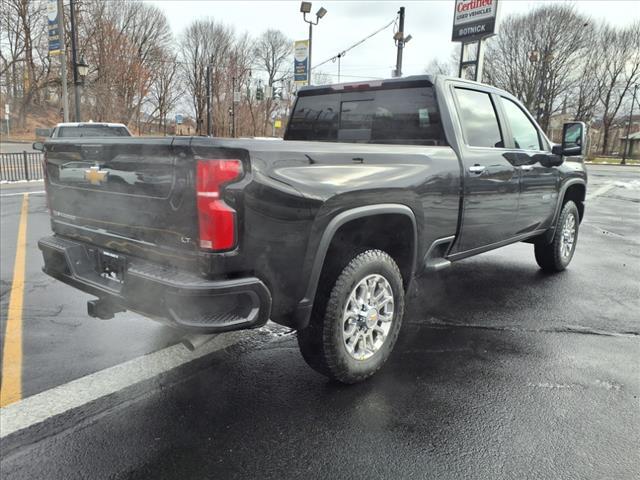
[87,299,125,320]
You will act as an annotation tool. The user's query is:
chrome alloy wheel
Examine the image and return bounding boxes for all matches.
[342,274,394,361]
[560,213,577,259]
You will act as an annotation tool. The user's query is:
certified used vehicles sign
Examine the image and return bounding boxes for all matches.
[451,0,499,42]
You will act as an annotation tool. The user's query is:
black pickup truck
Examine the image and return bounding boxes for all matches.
[38,75,587,383]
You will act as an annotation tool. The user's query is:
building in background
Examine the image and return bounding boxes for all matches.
[621,131,640,159]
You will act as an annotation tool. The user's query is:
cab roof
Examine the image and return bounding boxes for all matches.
[55,122,129,128]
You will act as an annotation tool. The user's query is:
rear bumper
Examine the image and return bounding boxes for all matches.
[38,235,272,333]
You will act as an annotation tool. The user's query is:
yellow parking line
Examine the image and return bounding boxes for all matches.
[1,193,29,407]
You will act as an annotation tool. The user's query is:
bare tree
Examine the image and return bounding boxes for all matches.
[253,29,291,135]
[180,18,233,135]
[484,4,591,132]
[0,0,26,82]
[221,32,253,137]
[78,0,172,126]
[147,50,182,134]
[425,56,457,76]
[596,22,640,154]
[571,26,606,122]
[1,0,49,127]
[313,71,332,85]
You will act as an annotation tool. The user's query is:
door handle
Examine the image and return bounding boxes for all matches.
[468,165,486,174]
[520,165,534,171]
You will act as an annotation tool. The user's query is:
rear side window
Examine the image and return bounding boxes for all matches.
[500,98,542,150]
[454,88,503,148]
[285,94,340,141]
[286,86,446,146]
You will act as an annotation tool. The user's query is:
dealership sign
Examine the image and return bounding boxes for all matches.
[452,0,498,42]
[294,40,309,85]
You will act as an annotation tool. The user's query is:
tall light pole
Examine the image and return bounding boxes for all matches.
[206,64,212,136]
[69,0,80,121]
[622,83,638,165]
[57,0,69,122]
[231,76,236,138]
[300,2,327,86]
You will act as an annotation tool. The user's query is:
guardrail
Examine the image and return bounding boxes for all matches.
[0,152,44,182]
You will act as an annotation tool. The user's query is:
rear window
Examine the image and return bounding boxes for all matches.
[57,126,130,137]
[285,86,446,146]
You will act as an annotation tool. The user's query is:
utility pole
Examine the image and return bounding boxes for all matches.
[206,64,212,136]
[336,51,345,83]
[231,76,236,138]
[395,7,405,78]
[69,0,80,121]
[57,0,69,122]
[308,22,313,85]
[622,84,638,165]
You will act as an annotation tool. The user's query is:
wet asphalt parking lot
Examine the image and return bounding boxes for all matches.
[0,164,639,479]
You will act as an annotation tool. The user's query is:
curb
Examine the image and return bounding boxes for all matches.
[585,162,640,168]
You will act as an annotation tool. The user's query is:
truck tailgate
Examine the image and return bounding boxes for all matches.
[44,138,199,263]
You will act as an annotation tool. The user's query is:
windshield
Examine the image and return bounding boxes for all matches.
[57,126,131,137]
[285,85,446,146]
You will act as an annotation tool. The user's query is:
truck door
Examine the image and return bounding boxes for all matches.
[497,96,560,234]
[451,87,521,252]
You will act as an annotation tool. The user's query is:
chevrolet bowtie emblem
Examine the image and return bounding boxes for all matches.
[84,165,108,185]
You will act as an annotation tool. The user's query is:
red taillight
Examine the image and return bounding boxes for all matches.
[196,159,243,251]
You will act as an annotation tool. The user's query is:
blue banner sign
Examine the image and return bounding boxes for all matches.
[294,40,309,85]
[48,0,61,55]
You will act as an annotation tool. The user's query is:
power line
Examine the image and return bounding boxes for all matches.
[112,57,381,79]
[312,17,397,71]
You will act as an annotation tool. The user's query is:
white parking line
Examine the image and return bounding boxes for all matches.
[586,183,616,200]
[0,333,244,438]
[0,190,45,197]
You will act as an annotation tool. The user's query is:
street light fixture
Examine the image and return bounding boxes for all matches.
[76,57,89,80]
[300,1,311,13]
[300,1,328,86]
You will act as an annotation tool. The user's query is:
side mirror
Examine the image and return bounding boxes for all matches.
[35,128,52,138]
[552,121,586,157]
[32,142,44,152]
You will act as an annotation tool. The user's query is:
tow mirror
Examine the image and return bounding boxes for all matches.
[552,122,586,157]
[32,141,44,152]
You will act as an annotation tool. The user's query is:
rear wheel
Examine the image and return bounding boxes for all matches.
[535,200,580,272]
[297,249,405,384]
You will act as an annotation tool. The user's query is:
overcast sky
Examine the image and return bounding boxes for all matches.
[150,0,640,81]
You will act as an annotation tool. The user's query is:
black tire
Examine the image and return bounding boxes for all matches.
[535,200,580,272]
[297,249,405,384]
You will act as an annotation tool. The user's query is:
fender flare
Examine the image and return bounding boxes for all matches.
[293,203,417,330]
[545,179,586,243]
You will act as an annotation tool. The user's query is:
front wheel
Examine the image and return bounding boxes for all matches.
[297,249,405,384]
[534,200,580,272]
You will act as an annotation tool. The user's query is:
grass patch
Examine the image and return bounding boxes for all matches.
[586,157,640,166]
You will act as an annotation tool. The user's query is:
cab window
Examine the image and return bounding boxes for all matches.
[286,85,446,145]
[453,88,504,148]
[500,98,542,150]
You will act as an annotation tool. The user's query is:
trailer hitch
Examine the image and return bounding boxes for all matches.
[87,299,125,320]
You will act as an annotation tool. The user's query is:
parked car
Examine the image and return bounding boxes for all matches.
[33,122,131,151]
[37,75,587,383]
